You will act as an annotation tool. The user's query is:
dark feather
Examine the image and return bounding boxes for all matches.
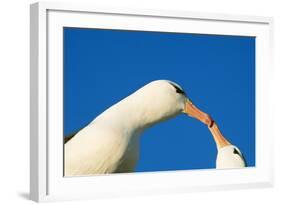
[233,148,240,155]
[64,131,79,144]
[169,82,185,95]
[233,148,247,167]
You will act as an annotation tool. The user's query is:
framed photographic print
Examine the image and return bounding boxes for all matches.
[30,2,274,202]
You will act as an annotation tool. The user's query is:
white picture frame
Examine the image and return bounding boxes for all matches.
[30,2,274,202]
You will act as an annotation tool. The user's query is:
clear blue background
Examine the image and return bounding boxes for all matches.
[64,27,255,171]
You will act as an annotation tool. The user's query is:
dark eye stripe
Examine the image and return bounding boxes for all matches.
[233,148,247,167]
[233,148,240,155]
[169,83,185,95]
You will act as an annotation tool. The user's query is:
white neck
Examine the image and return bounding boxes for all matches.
[90,84,182,135]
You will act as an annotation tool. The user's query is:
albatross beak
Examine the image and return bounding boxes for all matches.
[208,122,230,149]
[183,101,213,127]
[183,101,230,149]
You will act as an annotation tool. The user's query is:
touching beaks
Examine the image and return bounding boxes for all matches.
[183,101,213,127]
[183,100,230,149]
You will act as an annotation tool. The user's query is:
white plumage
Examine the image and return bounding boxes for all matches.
[65,80,203,176]
[216,145,246,169]
[208,122,246,169]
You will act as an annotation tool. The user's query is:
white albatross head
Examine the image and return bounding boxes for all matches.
[208,122,247,169]
[216,145,247,169]
[119,80,213,129]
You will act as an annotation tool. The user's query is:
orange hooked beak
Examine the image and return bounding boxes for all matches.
[183,101,213,127]
[183,100,230,149]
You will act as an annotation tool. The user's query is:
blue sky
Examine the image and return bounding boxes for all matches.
[64,27,255,172]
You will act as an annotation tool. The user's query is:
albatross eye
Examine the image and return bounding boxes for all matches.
[233,148,247,166]
[169,83,185,95]
[233,148,240,155]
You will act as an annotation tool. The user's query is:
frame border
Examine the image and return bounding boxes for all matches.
[30,2,274,202]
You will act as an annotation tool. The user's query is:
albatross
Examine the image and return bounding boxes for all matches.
[64,80,212,176]
[208,121,247,169]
